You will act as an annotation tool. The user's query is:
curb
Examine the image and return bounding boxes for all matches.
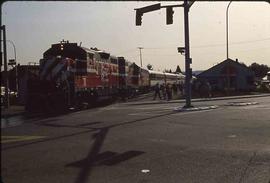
[174,105,218,112]
[225,102,259,106]
[123,94,270,106]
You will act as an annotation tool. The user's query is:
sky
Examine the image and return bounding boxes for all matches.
[1,1,270,72]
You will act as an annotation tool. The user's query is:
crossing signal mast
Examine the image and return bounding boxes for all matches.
[135,1,195,108]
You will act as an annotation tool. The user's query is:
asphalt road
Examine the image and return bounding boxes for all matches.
[1,96,270,183]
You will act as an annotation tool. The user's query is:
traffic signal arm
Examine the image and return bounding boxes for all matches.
[135,3,161,14]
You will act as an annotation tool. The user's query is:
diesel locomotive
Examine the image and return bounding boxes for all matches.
[26,40,185,111]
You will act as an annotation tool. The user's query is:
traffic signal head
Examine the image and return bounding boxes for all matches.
[166,7,174,25]
[136,10,143,26]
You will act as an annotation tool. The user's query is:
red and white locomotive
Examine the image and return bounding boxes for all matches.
[26,40,184,111]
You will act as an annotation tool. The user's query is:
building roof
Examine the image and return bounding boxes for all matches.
[198,58,252,77]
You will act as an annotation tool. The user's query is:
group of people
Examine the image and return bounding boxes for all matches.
[153,83,181,101]
[153,80,212,101]
[192,79,212,98]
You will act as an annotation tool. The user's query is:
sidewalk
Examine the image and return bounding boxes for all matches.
[1,93,269,118]
[124,93,270,105]
[1,105,25,118]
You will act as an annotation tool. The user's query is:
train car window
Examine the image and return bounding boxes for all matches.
[99,52,110,60]
[76,60,87,75]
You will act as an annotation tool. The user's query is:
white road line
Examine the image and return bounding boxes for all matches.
[172,109,218,116]
[128,112,158,116]
[128,108,218,116]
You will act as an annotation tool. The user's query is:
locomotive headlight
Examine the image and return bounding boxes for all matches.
[60,44,64,50]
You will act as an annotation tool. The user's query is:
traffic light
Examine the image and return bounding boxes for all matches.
[136,11,143,26]
[166,7,174,25]
[135,3,161,26]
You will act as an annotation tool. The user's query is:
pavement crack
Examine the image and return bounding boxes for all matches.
[238,151,257,183]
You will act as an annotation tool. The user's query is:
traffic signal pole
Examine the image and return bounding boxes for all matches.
[135,1,194,108]
[183,0,192,108]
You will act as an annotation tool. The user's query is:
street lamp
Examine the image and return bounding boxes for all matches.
[6,40,16,63]
[7,40,18,93]
[226,1,232,59]
[1,39,18,92]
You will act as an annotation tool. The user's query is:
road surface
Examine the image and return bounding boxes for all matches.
[1,96,270,183]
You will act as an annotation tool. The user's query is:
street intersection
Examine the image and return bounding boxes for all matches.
[1,96,270,183]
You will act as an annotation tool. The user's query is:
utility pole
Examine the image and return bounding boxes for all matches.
[138,47,143,67]
[226,1,232,60]
[1,25,10,108]
[226,1,232,95]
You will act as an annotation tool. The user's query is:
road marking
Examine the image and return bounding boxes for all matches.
[128,108,216,116]
[172,109,217,115]
[141,169,150,173]
[1,135,46,144]
[227,134,237,138]
[128,112,157,116]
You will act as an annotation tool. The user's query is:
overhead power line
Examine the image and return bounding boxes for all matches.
[192,37,270,48]
[141,37,270,50]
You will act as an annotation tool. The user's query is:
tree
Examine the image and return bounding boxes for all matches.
[147,64,153,70]
[175,65,182,73]
[249,62,270,78]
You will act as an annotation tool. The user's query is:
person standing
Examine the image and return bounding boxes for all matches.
[153,83,162,100]
[166,83,172,101]
[160,83,166,100]
[206,81,212,98]
[172,83,178,96]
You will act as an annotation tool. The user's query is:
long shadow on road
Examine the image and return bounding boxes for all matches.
[2,111,174,151]
[2,111,176,183]
[67,111,175,183]
[73,127,109,183]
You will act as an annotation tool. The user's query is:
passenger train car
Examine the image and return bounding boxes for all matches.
[26,40,185,111]
[149,70,185,87]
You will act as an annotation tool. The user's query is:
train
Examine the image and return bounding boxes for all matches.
[26,40,185,111]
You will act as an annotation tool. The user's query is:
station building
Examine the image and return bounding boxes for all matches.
[197,58,255,92]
